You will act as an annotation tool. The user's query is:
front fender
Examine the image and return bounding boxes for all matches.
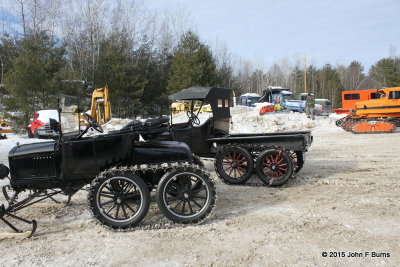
[131,141,193,165]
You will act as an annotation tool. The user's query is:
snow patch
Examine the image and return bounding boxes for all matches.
[329,113,347,120]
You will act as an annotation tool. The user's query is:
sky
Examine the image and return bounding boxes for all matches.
[146,0,400,71]
[1,0,399,71]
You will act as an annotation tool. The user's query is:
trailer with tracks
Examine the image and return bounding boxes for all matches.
[165,87,313,186]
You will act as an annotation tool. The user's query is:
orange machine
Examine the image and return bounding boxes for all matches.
[340,87,400,133]
[334,89,379,114]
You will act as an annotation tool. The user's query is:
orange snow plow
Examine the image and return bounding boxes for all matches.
[339,87,400,134]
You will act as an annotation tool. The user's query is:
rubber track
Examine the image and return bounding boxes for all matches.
[351,119,397,134]
[87,161,217,232]
[213,144,296,187]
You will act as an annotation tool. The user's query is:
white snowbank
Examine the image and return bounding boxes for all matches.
[329,113,347,120]
[101,106,339,135]
[100,118,133,132]
[230,105,316,133]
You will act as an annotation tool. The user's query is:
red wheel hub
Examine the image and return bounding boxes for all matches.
[262,151,288,178]
[223,151,248,178]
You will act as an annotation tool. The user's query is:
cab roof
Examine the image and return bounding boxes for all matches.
[169,86,231,101]
[168,86,231,120]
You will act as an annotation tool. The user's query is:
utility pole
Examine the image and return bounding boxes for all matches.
[304,54,307,93]
[0,56,4,88]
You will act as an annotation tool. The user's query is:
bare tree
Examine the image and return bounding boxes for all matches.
[11,0,27,37]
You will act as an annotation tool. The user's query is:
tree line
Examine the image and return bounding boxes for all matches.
[0,0,399,131]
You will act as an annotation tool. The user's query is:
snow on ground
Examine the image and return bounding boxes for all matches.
[98,118,132,133]
[1,121,399,266]
[171,105,334,134]
[82,105,341,138]
[329,112,347,120]
[230,105,316,133]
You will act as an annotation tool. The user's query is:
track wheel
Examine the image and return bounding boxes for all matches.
[156,167,216,224]
[342,119,355,132]
[215,146,254,184]
[335,118,344,127]
[255,148,294,187]
[88,170,150,229]
[352,120,396,133]
[290,151,304,173]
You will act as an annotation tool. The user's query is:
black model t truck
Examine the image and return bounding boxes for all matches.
[0,95,216,237]
[165,86,313,186]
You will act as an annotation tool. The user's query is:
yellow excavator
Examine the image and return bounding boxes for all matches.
[89,87,112,125]
[342,87,400,133]
[0,117,12,139]
[171,100,212,114]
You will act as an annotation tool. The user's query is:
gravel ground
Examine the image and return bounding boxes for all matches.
[0,126,399,266]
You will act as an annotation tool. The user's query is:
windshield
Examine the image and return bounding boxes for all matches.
[37,110,59,122]
[282,95,293,101]
[249,97,260,103]
[59,95,80,135]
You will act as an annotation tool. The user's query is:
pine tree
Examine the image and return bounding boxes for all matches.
[167,31,217,94]
[4,32,66,131]
[369,58,400,87]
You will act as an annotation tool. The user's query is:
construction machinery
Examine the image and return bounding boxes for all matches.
[89,87,112,125]
[334,89,379,115]
[171,100,212,114]
[171,101,190,114]
[0,117,11,139]
[339,87,400,133]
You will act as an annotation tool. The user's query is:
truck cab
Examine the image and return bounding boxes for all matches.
[28,110,59,138]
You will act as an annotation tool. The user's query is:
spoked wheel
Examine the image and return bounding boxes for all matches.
[156,167,216,224]
[88,171,150,229]
[215,146,254,184]
[255,149,294,187]
[290,151,304,173]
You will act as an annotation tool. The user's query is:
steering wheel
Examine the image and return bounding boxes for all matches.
[186,111,200,126]
[82,113,103,133]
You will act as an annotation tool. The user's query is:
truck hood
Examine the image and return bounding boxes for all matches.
[286,100,306,106]
[8,141,56,157]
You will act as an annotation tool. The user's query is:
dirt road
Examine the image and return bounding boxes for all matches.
[0,126,399,266]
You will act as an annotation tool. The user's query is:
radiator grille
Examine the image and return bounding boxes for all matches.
[33,156,55,177]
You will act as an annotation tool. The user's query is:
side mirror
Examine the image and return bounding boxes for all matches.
[49,118,59,132]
